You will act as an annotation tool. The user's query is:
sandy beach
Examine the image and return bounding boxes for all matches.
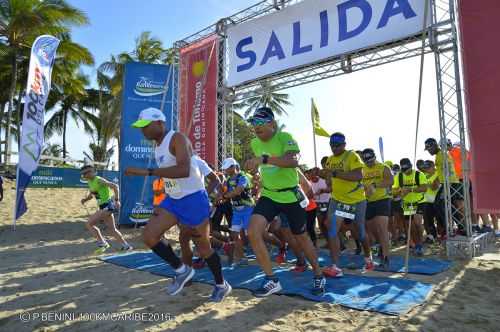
[1,180,499,332]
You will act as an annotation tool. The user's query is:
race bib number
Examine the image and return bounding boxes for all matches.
[335,203,356,220]
[164,179,181,195]
[402,201,417,216]
[319,203,328,212]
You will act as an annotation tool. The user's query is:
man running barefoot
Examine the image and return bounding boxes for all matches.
[245,107,326,297]
[80,165,132,254]
[125,108,231,302]
[323,133,374,278]
[361,148,394,270]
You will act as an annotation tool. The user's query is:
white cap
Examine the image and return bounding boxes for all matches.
[221,158,239,170]
[132,107,166,128]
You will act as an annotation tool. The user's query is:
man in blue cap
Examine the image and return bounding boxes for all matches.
[323,133,374,277]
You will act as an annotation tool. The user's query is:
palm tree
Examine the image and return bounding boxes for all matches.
[40,143,63,166]
[82,89,120,168]
[233,80,292,118]
[44,70,97,161]
[0,0,90,165]
[98,31,170,98]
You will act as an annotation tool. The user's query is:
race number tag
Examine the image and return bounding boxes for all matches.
[402,201,417,216]
[335,203,356,220]
[164,179,181,195]
[319,203,328,212]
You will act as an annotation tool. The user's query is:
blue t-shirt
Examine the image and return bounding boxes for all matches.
[226,174,254,207]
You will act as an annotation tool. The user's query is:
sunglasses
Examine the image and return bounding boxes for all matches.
[249,118,272,127]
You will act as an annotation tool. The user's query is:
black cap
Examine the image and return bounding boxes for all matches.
[424,138,438,150]
[361,148,376,162]
[423,160,434,169]
[249,106,274,122]
[400,158,412,169]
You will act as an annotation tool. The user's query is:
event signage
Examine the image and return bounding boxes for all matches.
[15,35,60,221]
[226,0,431,86]
[120,62,175,225]
[179,35,218,167]
[30,167,119,188]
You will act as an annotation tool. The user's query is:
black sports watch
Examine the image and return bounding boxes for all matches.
[148,168,154,176]
[262,154,269,164]
[332,170,338,178]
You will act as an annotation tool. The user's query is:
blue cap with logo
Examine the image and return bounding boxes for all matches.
[248,107,275,126]
[330,132,346,146]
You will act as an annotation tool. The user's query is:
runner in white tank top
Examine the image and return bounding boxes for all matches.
[125,107,231,302]
[155,130,205,199]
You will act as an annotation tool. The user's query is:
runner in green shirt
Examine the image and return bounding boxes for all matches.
[392,159,428,256]
[80,165,132,254]
[245,107,325,297]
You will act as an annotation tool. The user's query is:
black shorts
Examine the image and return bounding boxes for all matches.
[366,199,391,220]
[253,196,306,235]
[99,199,116,212]
[391,199,403,215]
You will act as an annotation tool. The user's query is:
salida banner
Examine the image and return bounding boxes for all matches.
[179,35,218,167]
[120,62,175,225]
[226,0,431,86]
[29,167,119,188]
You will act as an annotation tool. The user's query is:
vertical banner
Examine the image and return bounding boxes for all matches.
[459,0,500,213]
[179,35,218,167]
[119,62,175,225]
[15,35,60,224]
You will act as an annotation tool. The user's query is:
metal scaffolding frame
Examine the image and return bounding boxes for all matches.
[175,0,485,258]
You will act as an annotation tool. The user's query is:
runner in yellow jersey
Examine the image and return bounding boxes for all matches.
[361,148,393,270]
[424,138,465,234]
[323,133,374,278]
[392,158,428,256]
[420,160,443,241]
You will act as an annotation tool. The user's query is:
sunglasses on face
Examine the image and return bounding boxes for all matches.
[249,118,272,127]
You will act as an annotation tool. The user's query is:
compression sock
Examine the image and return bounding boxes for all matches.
[151,241,182,270]
[205,251,224,285]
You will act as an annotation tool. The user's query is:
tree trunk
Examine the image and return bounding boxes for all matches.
[62,109,68,162]
[4,52,18,166]
[0,102,6,166]
[16,89,24,147]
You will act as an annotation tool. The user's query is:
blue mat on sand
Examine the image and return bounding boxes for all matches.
[100,251,433,315]
[246,251,452,275]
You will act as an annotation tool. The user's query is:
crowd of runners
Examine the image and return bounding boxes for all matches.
[80,106,499,302]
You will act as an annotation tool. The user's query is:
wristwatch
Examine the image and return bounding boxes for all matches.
[332,170,338,178]
[148,168,154,176]
[262,154,269,164]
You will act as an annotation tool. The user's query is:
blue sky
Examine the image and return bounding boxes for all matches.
[43,0,441,168]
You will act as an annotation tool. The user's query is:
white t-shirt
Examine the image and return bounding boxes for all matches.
[155,131,205,199]
[311,178,330,203]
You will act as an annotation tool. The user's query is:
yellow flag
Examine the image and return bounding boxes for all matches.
[311,99,330,137]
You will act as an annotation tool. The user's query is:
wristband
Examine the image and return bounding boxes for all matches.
[262,154,269,164]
